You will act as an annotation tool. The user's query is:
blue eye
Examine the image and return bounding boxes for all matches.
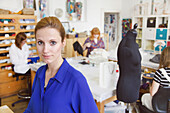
[50,41,56,45]
[37,41,43,45]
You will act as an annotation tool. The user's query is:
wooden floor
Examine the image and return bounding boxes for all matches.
[1,94,29,113]
[1,95,139,113]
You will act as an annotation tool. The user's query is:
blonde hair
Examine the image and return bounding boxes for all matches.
[159,46,170,68]
[15,32,27,49]
[90,27,100,40]
[35,16,65,42]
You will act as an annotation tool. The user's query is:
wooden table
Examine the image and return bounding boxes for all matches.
[96,95,117,113]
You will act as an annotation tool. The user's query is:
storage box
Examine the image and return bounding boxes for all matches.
[144,28,156,40]
[0,9,10,15]
[78,32,86,38]
[22,8,34,15]
[167,41,170,46]
[156,29,167,40]
[66,34,75,38]
[147,17,156,28]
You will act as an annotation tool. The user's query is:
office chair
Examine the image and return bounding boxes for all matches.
[11,65,31,107]
[138,87,170,113]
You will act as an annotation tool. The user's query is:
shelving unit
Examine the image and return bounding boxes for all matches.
[132,15,170,52]
[133,16,144,48]
[0,14,37,97]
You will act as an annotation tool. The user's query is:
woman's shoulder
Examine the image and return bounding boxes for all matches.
[36,65,46,75]
[9,43,17,50]
[85,37,91,41]
[10,43,16,48]
[67,64,86,81]
[155,67,170,76]
[157,67,169,72]
[23,43,29,48]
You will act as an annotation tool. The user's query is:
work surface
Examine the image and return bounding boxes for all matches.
[140,50,159,70]
[29,57,116,102]
[29,50,159,101]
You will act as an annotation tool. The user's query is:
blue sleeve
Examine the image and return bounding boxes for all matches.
[71,76,99,113]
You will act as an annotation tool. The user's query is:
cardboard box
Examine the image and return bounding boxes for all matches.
[22,8,34,15]
[78,32,86,38]
[66,34,75,38]
[0,9,10,15]
[0,105,14,113]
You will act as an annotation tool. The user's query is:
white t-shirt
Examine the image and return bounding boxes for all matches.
[9,43,30,74]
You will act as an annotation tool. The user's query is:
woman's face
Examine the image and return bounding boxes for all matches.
[93,34,99,39]
[36,27,66,64]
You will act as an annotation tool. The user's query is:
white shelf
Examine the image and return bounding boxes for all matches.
[133,15,170,51]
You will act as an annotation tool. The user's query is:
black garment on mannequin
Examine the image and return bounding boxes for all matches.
[116,28,141,103]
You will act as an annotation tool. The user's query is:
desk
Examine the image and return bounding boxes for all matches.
[108,50,159,72]
[29,57,117,113]
[140,50,159,72]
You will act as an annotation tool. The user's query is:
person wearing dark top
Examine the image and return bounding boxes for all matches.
[24,17,99,113]
[141,46,170,111]
[117,24,142,103]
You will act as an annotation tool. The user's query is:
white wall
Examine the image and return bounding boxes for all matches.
[0,0,123,33]
[0,0,138,31]
[0,0,23,12]
[48,0,122,33]
[121,0,135,18]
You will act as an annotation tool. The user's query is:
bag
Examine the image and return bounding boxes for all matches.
[99,62,119,89]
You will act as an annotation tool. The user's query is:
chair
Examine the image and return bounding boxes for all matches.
[138,87,170,113]
[11,65,31,107]
[152,87,170,113]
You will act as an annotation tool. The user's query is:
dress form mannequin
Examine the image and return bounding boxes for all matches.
[117,24,141,104]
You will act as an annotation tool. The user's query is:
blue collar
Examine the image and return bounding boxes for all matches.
[53,59,69,83]
[38,59,69,84]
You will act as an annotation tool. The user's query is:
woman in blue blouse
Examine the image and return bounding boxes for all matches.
[24,17,99,113]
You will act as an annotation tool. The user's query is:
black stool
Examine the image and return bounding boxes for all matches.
[11,66,31,107]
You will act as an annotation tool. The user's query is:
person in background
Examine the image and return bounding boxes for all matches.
[141,46,170,111]
[83,27,105,57]
[9,32,31,74]
[24,17,99,113]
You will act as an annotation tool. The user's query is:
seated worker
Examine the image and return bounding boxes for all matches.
[9,32,32,74]
[83,27,105,57]
[141,46,170,111]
